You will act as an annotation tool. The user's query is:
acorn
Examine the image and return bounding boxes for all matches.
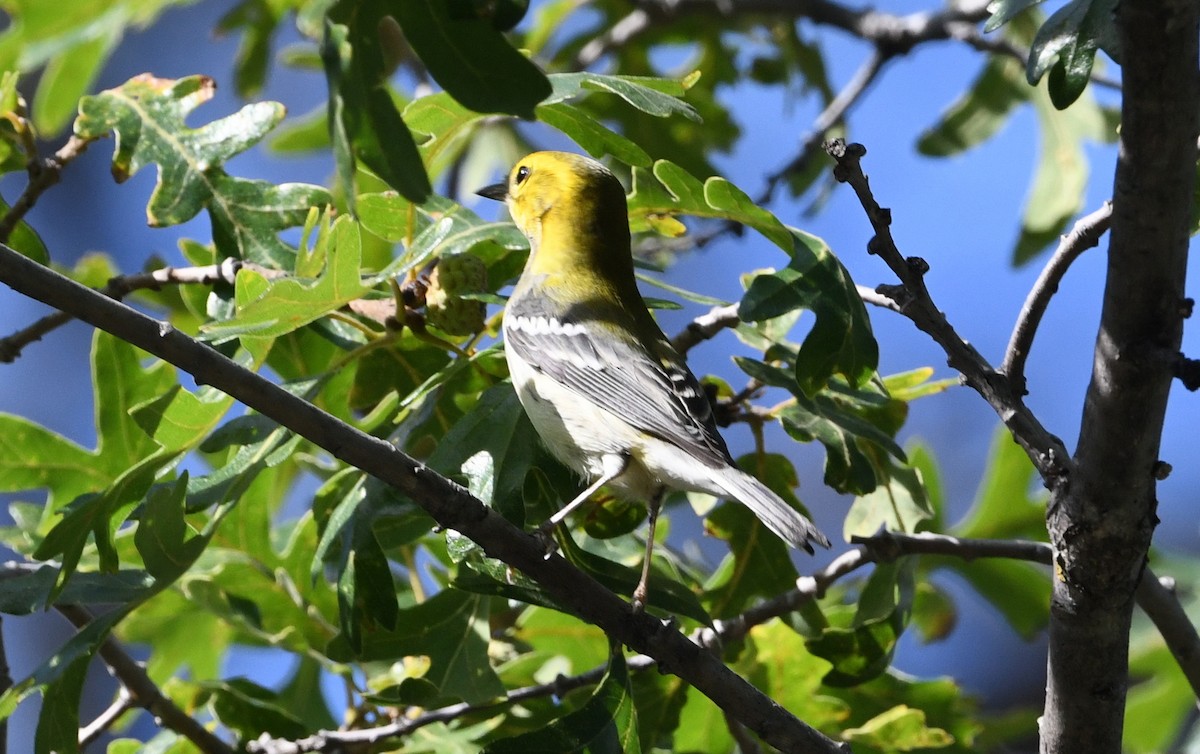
[425,253,487,336]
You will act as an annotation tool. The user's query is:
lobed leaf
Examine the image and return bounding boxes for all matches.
[74,74,331,266]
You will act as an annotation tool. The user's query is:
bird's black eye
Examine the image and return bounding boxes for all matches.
[515,165,530,185]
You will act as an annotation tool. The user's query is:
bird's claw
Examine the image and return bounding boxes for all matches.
[534,522,559,560]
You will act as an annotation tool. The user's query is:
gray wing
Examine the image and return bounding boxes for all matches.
[504,310,734,469]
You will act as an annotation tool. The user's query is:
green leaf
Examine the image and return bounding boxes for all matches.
[33,652,89,754]
[917,55,1030,156]
[628,160,791,250]
[740,231,878,394]
[32,332,183,594]
[450,547,572,613]
[1012,81,1105,264]
[843,460,932,539]
[0,567,153,615]
[216,0,286,97]
[0,415,104,508]
[323,5,430,206]
[536,102,652,167]
[202,678,309,740]
[311,472,405,652]
[393,0,550,119]
[356,193,526,283]
[0,195,49,262]
[404,91,487,178]
[428,383,540,525]
[952,427,1046,540]
[807,560,913,686]
[1027,0,1119,104]
[557,528,711,624]
[201,216,370,342]
[985,0,1046,31]
[740,357,903,495]
[130,385,235,453]
[546,72,700,122]
[74,74,331,266]
[327,589,505,704]
[726,622,851,734]
[0,608,124,726]
[843,705,955,751]
[134,476,207,580]
[483,651,639,754]
[933,427,1051,638]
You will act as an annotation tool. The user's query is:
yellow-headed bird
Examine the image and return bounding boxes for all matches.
[478,151,829,609]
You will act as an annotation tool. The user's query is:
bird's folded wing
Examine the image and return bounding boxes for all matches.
[505,314,733,469]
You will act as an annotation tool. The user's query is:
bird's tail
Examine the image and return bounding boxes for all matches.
[711,468,830,553]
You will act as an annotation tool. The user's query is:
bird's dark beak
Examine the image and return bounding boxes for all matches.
[476,182,508,201]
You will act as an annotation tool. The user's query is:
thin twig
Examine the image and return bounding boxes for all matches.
[857,284,901,312]
[1135,571,1200,699]
[1001,201,1113,395]
[248,657,659,753]
[763,48,889,203]
[0,134,94,244]
[671,303,740,354]
[56,605,232,754]
[824,139,1072,488]
[79,687,135,748]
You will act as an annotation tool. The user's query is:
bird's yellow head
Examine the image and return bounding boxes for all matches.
[477,152,632,280]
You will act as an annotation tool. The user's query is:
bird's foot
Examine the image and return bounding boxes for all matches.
[631,583,649,615]
[534,522,559,560]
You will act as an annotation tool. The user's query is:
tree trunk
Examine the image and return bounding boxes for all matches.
[1041,1,1199,751]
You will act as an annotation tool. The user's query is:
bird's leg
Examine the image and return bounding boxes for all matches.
[535,453,628,558]
[631,488,665,614]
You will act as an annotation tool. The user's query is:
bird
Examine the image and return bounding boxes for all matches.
[476,151,829,610]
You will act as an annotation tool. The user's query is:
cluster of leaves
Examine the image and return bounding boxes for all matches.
[0,0,1187,753]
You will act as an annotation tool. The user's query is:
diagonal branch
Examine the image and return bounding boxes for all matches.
[0,243,847,754]
[78,687,134,749]
[823,138,1072,487]
[55,604,231,754]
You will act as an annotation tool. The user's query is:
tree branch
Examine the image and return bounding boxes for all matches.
[671,303,740,354]
[574,0,995,69]
[764,48,889,203]
[1042,0,1199,747]
[247,656,660,753]
[706,532,1200,700]
[78,687,134,749]
[55,604,231,754]
[0,243,847,754]
[1002,201,1113,395]
[823,138,1071,487]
